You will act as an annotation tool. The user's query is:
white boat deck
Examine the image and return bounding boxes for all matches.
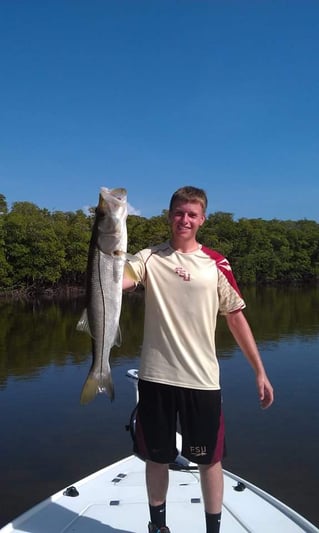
[1,453,317,533]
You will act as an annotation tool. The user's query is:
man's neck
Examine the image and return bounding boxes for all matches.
[170,239,200,253]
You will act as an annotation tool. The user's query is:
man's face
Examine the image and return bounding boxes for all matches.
[169,201,205,240]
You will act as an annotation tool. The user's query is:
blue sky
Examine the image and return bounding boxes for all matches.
[1,1,318,220]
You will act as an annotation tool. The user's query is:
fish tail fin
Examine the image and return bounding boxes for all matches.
[80,371,115,404]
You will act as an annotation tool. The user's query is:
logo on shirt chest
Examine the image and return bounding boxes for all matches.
[175,266,191,281]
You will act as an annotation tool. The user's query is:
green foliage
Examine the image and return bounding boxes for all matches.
[0,212,11,287]
[126,212,170,254]
[4,202,66,287]
[0,191,318,293]
[201,214,319,284]
[0,194,8,215]
[52,210,92,284]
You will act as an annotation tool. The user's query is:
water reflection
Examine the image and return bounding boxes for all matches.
[1,287,318,387]
[0,292,145,388]
[216,285,319,350]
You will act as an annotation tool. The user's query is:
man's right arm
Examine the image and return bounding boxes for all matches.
[122,258,142,291]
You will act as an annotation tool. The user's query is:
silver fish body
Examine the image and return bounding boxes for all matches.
[77,187,128,404]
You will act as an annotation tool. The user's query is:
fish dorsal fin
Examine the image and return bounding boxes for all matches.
[76,309,92,336]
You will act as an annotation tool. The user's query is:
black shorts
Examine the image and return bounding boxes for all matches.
[134,380,226,465]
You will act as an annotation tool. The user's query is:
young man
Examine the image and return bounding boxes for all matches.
[123,186,274,533]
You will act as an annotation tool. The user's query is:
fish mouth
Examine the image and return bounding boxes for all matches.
[100,187,127,199]
[99,187,127,209]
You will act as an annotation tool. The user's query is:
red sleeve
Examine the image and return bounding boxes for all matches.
[201,245,243,299]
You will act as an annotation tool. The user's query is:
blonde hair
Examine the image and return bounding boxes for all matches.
[169,186,207,213]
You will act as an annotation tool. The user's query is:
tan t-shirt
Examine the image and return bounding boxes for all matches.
[129,242,245,390]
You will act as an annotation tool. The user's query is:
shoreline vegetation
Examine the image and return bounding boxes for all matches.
[1,194,319,298]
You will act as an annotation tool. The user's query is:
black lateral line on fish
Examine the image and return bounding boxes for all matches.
[98,251,106,378]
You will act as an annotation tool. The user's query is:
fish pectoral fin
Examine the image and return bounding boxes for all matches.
[113,326,122,347]
[76,309,92,336]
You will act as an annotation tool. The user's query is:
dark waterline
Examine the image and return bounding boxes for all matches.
[0,287,318,529]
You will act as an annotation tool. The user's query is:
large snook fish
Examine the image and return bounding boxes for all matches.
[77,187,130,404]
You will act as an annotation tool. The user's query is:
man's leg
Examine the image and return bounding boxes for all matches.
[146,460,169,505]
[146,460,170,530]
[135,381,175,531]
[199,461,223,533]
[199,460,223,512]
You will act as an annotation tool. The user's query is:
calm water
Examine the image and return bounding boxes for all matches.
[0,287,319,529]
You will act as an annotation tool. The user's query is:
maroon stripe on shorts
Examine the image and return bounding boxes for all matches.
[134,411,150,460]
[212,409,226,463]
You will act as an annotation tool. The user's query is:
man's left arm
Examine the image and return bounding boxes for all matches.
[225,310,274,409]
